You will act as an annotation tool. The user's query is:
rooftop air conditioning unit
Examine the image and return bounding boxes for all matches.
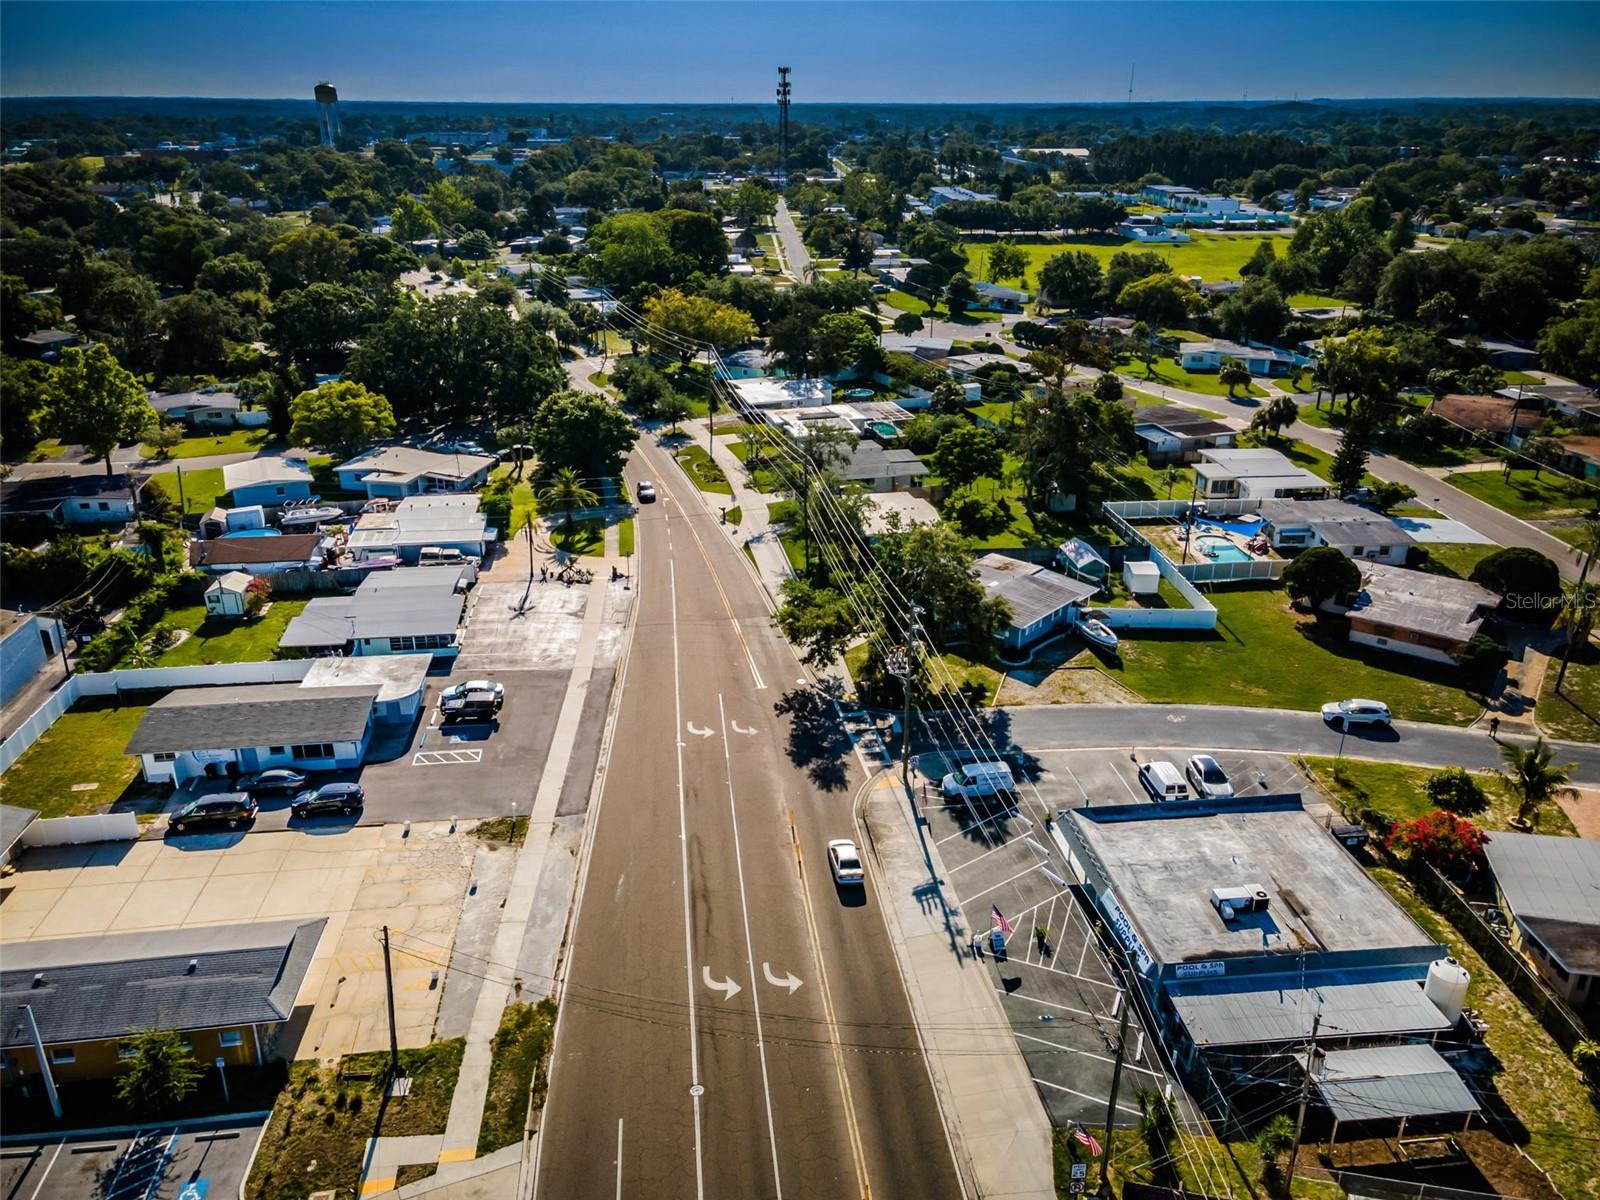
[1210,886,1270,918]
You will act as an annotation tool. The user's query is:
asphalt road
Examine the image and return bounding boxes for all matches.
[534,435,959,1198]
[772,198,810,280]
[984,703,1600,784]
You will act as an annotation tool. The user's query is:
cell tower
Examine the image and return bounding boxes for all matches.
[776,67,792,188]
[314,82,340,146]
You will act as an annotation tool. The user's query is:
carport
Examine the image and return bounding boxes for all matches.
[1314,1044,1481,1144]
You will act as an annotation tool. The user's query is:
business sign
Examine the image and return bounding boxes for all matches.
[1102,889,1153,974]
[1173,960,1226,979]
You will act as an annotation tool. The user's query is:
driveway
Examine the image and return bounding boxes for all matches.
[0,1119,265,1200]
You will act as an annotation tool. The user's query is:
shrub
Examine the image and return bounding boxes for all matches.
[1385,809,1488,874]
[1424,766,1490,816]
[1470,546,1561,623]
[1282,545,1361,609]
[944,488,1009,537]
[77,571,191,672]
[1453,632,1508,682]
[479,477,514,541]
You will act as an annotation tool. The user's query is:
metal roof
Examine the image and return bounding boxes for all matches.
[336,445,495,485]
[125,683,379,754]
[1313,1044,1479,1123]
[221,456,314,491]
[1168,974,1453,1047]
[1483,832,1600,973]
[280,592,464,647]
[1,918,326,1047]
[972,553,1097,629]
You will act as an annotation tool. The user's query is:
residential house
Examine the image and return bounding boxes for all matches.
[1330,562,1498,665]
[149,390,255,428]
[1193,448,1331,501]
[1,610,65,707]
[973,553,1098,650]
[861,492,940,537]
[1447,337,1539,370]
[203,571,253,618]
[0,471,140,526]
[722,348,785,380]
[1482,833,1600,1014]
[279,565,472,659]
[732,377,835,415]
[971,282,1030,312]
[221,457,315,507]
[345,495,491,565]
[927,185,997,208]
[1555,436,1600,480]
[879,334,954,361]
[836,442,930,493]
[334,446,496,499]
[1179,340,1306,377]
[1257,499,1415,564]
[1130,405,1239,465]
[297,654,432,726]
[126,681,380,785]
[188,532,325,575]
[1426,393,1543,445]
[1119,215,1191,243]
[15,329,79,359]
[1495,383,1599,422]
[1,919,327,1084]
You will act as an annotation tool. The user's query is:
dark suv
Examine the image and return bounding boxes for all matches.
[169,793,258,834]
[291,782,365,819]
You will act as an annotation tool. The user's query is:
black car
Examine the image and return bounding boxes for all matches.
[169,793,258,834]
[291,782,365,819]
[236,768,309,796]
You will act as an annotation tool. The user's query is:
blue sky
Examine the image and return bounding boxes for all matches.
[3,1,1598,102]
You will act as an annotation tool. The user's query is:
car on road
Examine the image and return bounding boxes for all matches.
[169,793,258,834]
[236,768,308,796]
[439,680,504,707]
[827,839,865,886]
[291,782,365,818]
[1184,754,1234,799]
[1321,698,1391,728]
[1137,760,1189,801]
[636,480,657,503]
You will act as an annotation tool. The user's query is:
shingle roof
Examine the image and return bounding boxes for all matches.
[1345,563,1497,642]
[1259,500,1416,548]
[1,918,326,1047]
[972,553,1097,628]
[838,442,929,482]
[188,533,323,568]
[1428,393,1541,435]
[1313,1044,1479,1123]
[125,683,379,755]
[151,390,242,414]
[1483,832,1600,973]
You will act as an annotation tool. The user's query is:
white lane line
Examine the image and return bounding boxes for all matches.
[25,1140,65,1200]
[718,693,784,1199]
[615,1118,624,1200]
[669,560,707,1200]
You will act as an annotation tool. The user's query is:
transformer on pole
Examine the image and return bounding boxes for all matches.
[314,82,340,146]
[776,67,792,188]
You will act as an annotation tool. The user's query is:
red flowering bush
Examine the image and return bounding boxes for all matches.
[1385,810,1488,873]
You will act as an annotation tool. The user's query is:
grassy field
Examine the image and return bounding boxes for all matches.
[1535,643,1600,742]
[673,443,734,495]
[1411,542,1500,580]
[1117,354,1268,399]
[121,598,310,667]
[1104,585,1486,723]
[1366,867,1600,1200]
[1302,756,1577,835]
[244,1041,464,1200]
[844,642,1005,706]
[959,231,1295,290]
[142,427,280,460]
[477,1000,558,1155]
[1447,468,1599,520]
[168,466,228,516]
[617,516,635,557]
[0,697,152,817]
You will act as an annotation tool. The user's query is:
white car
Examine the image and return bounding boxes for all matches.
[440,680,504,707]
[1321,698,1391,728]
[1184,754,1234,799]
[827,839,865,886]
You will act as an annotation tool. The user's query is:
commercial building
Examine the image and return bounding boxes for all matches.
[1333,563,1499,665]
[1,919,326,1083]
[334,445,496,499]
[279,564,472,659]
[927,185,997,208]
[222,457,315,507]
[973,553,1098,650]
[1194,448,1331,501]
[1482,832,1600,1013]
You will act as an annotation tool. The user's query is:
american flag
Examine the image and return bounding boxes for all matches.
[990,905,1015,935]
[1073,1123,1102,1156]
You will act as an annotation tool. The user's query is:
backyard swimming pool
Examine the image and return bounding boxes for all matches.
[1195,536,1252,563]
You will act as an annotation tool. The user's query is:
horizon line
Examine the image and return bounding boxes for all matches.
[8,93,1600,107]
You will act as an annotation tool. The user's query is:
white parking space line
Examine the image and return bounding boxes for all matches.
[412,749,484,766]
[1051,761,1092,804]
[961,863,1052,905]
[25,1141,65,1200]
[933,804,1020,848]
[1014,1033,1167,1078]
[1032,1076,1145,1117]
[998,989,1098,1020]
[1002,956,1123,991]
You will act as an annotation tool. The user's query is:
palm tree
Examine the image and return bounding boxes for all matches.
[1555,520,1600,692]
[537,467,599,534]
[1496,737,1578,829]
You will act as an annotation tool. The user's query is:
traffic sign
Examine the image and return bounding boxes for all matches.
[1068,1181,1086,1194]
[1071,1163,1088,1180]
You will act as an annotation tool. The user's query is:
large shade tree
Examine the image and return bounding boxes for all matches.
[47,344,156,475]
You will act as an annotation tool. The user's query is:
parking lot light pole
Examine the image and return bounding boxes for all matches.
[20,1004,60,1119]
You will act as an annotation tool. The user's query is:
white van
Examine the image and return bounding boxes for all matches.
[1137,760,1189,802]
[941,760,1016,800]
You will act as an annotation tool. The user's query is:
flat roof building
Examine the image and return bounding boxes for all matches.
[1195,448,1331,501]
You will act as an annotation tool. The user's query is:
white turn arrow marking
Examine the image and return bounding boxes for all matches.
[686,722,714,738]
[730,721,758,737]
[762,963,804,995]
[702,966,741,1001]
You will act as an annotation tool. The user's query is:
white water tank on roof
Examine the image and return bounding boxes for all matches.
[1425,957,1470,1025]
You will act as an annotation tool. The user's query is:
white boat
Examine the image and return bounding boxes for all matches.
[1075,610,1119,650]
[278,505,344,528]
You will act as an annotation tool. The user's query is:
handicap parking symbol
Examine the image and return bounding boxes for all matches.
[178,1181,209,1200]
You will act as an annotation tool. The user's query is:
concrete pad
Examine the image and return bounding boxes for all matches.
[0,899,51,939]
[30,881,136,936]
[255,867,355,916]
[140,846,224,880]
[1393,516,1496,545]
[210,845,291,877]
[107,876,208,929]
[190,870,277,921]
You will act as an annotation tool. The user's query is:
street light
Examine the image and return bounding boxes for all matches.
[887,619,923,806]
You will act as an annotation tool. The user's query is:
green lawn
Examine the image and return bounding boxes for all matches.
[1117,355,1267,399]
[1286,290,1347,309]
[120,598,310,667]
[1410,542,1499,580]
[1366,868,1600,1200]
[617,516,635,557]
[959,231,1296,291]
[673,443,734,495]
[0,698,152,817]
[843,642,1005,706]
[551,518,604,556]
[167,466,228,516]
[1536,643,1600,743]
[142,427,280,460]
[1301,756,1576,835]
[1447,468,1599,521]
[1103,585,1485,723]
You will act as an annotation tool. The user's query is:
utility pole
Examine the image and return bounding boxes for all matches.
[175,463,187,518]
[1098,984,1134,1196]
[887,609,923,804]
[381,925,401,1079]
[1285,1011,1321,1192]
[20,1004,61,1119]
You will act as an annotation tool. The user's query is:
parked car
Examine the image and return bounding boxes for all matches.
[236,768,308,796]
[291,782,365,818]
[941,760,1016,800]
[439,680,504,708]
[1137,760,1189,802]
[169,793,258,834]
[440,692,502,722]
[1321,698,1391,728]
[636,480,657,503]
[827,839,865,885]
[1184,755,1234,799]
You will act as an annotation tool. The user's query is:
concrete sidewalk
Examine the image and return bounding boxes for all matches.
[692,419,794,602]
[861,772,1055,1200]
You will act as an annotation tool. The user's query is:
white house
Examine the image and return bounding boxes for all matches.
[149,390,266,429]
[1118,215,1191,243]
[203,571,253,618]
[222,456,315,508]
[1333,563,1499,666]
[1179,341,1306,377]
[334,446,496,499]
[972,282,1030,312]
[1257,499,1414,565]
[279,565,472,658]
[927,185,997,208]
[345,495,490,565]
[731,377,834,414]
[0,471,140,526]
[1194,448,1331,501]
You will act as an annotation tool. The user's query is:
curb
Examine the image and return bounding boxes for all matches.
[0,1111,271,1147]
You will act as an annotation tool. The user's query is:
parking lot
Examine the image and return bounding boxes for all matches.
[909,740,1326,1131]
[0,1118,263,1200]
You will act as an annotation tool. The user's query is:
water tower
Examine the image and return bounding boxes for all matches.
[314,82,340,146]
